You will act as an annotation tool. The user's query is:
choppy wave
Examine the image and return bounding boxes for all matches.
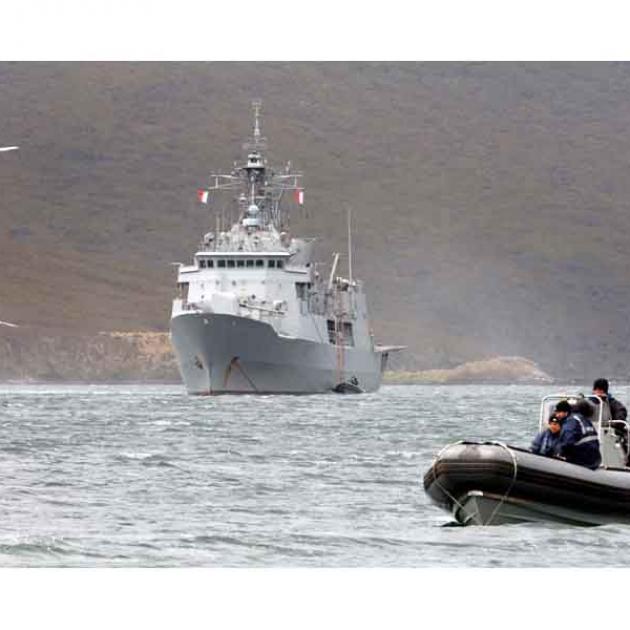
[1,383,630,566]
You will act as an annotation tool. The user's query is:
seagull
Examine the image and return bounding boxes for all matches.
[0,146,19,152]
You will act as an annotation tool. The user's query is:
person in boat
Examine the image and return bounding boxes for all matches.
[589,378,628,423]
[530,402,569,456]
[555,399,602,469]
[589,378,629,463]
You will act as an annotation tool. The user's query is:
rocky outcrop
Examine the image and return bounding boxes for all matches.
[0,329,180,382]
[384,356,553,385]
[0,329,552,385]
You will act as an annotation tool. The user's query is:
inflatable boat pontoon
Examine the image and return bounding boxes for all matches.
[424,393,630,526]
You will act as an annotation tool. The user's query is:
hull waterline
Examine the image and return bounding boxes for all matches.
[170,311,385,395]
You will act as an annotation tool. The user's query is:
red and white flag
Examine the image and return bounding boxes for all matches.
[294,189,304,205]
[197,189,209,204]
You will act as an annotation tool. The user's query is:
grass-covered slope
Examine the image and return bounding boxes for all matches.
[2,62,630,379]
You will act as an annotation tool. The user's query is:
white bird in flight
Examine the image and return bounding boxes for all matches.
[0,146,19,152]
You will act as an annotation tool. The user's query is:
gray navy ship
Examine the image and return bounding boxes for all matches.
[170,102,401,394]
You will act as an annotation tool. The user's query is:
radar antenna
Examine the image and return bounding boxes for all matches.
[244,99,267,152]
[253,99,262,141]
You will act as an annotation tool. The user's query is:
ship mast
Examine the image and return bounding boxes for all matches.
[252,99,262,145]
[347,207,353,284]
[197,100,303,235]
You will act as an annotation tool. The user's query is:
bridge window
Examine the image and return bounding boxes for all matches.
[218,260,226,268]
[256,259,264,267]
[295,282,309,299]
[199,259,206,268]
[246,260,254,268]
[227,260,235,268]
[237,260,245,268]
[326,320,354,346]
[327,320,336,344]
[268,260,276,268]
[277,260,284,269]
[208,259,214,268]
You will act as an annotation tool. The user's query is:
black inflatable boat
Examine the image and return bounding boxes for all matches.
[423,393,630,526]
[332,380,363,394]
[424,441,630,525]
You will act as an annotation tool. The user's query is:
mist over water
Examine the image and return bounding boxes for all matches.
[1,383,629,567]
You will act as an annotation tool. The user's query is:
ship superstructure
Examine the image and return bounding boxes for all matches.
[169,102,398,394]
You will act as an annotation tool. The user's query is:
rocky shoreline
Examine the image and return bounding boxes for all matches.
[0,329,179,383]
[0,329,553,385]
[383,356,553,385]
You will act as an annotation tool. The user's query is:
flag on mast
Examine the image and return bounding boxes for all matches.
[294,188,304,205]
[197,189,209,204]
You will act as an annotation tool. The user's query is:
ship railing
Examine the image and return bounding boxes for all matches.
[181,301,202,312]
[173,298,193,312]
[238,299,287,316]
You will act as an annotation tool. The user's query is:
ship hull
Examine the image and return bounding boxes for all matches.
[170,312,386,394]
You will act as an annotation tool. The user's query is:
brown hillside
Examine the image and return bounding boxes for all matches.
[2,62,630,379]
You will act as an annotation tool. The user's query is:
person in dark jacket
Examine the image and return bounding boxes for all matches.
[590,378,628,422]
[556,399,601,469]
[530,408,565,456]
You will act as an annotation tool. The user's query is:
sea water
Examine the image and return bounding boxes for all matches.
[1,383,629,567]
